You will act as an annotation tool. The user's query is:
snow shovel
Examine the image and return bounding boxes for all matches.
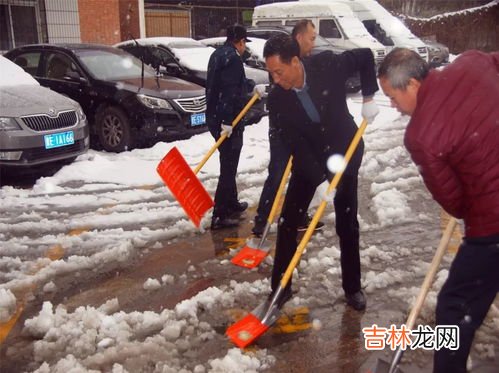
[231,156,293,269]
[157,93,261,227]
[372,217,458,373]
[226,119,368,348]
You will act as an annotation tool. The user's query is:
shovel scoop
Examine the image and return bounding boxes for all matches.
[231,157,293,268]
[157,93,260,227]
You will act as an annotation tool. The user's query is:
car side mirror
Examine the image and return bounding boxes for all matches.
[64,71,87,84]
[245,58,264,69]
[165,63,183,76]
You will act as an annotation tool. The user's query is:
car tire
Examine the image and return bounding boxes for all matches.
[96,106,134,152]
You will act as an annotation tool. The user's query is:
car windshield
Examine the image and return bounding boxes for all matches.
[76,49,156,80]
[314,34,332,47]
[336,17,373,39]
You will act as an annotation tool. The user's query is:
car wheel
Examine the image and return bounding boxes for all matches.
[96,106,134,152]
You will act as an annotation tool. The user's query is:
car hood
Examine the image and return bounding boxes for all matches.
[244,66,268,85]
[0,85,78,117]
[348,36,386,50]
[116,76,205,98]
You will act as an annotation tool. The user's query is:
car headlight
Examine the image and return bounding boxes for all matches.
[137,94,173,110]
[0,117,21,131]
[77,106,87,121]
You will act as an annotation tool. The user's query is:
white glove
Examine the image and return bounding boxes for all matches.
[253,84,268,99]
[361,99,379,124]
[220,123,233,138]
[317,182,335,204]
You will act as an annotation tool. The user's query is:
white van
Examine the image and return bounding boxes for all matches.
[300,0,429,61]
[252,1,387,65]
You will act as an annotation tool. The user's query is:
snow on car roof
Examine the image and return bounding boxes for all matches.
[0,55,39,87]
[115,37,206,49]
[115,37,215,72]
[200,37,267,60]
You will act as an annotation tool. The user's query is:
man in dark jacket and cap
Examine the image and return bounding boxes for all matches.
[378,47,499,373]
[206,24,255,229]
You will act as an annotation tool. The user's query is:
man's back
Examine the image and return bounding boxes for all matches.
[206,44,247,130]
[405,50,499,237]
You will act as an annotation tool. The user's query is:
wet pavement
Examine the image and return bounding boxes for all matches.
[1,201,498,372]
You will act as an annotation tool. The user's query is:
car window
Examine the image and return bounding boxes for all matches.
[254,20,283,27]
[150,47,177,66]
[44,52,80,80]
[320,20,342,39]
[76,49,156,80]
[13,52,41,76]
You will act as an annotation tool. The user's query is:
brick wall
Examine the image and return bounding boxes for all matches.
[119,0,140,41]
[78,0,139,45]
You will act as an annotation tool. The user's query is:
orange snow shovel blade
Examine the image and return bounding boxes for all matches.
[157,147,213,227]
[227,120,368,348]
[157,93,261,227]
[226,295,281,348]
[157,94,261,226]
[231,246,268,268]
[231,157,293,268]
[226,313,268,348]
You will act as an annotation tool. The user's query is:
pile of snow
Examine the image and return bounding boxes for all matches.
[0,55,39,87]
[0,288,17,322]
[23,282,275,372]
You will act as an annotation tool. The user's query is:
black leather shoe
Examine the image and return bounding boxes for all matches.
[297,214,325,232]
[211,216,240,230]
[345,290,366,311]
[252,217,266,237]
[233,201,248,213]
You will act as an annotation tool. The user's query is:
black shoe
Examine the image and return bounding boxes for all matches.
[268,287,293,308]
[252,217,266,237]
[233,201,248,213]
[345,290,366,311]
[297,215,325,232]
[228,201,249,219]
[211,216,240,230]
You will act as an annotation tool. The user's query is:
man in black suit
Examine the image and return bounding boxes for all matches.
[252,19,324,237]
[206,24,255,229]
[263,34,379,310]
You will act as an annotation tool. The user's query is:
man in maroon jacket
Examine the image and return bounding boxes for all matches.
[378,48,499,373]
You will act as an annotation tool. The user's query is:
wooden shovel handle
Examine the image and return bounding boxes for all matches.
[406,217,458,329]
[280,119,368,287]
[267,157,293,224]
[193,93,261,174]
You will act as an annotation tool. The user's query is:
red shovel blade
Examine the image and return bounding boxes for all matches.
[231,246,268,268]
[157,147,213,227]
[226,313,270,348]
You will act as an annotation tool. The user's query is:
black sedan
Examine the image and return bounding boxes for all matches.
[115,37,269,125]
[5,44,208,152]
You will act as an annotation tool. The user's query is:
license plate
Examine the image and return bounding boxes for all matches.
[44,130,75,149]
[190,112,206,126]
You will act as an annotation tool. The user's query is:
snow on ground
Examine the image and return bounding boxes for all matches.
[1,92,497,371]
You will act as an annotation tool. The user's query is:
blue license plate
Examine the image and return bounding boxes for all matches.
[44,130,75,149]
[190,112,206,126]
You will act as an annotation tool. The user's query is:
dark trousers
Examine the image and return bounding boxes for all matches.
[271,171,361,295]
[255,128,290,225]
[433,235,499,373]
[210,129,243,219]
